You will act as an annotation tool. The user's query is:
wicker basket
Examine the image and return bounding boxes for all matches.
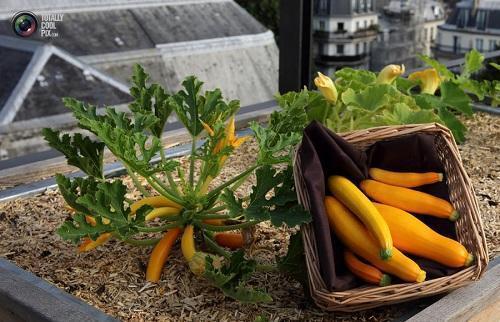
[293,123,489,312]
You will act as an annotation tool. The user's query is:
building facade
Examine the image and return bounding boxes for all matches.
[313,0,379,75]
[436,0,500,59]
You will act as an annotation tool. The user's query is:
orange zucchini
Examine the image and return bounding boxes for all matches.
[369,168,443,188]
[344,250,391,286]
[146,228,182,282]
[360,179,459,221]
[373,203,473,267]
[324,196,426,283]
[328,176,393,259]
[215,233,244,250]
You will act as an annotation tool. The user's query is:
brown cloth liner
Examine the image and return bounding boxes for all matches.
[299,121,461,291]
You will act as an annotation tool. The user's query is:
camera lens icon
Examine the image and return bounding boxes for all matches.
[12,12,38,37]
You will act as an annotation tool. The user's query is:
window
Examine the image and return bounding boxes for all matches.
[453,35,461,53]
[424,28,428,41]
[476,10,487,30]
[457,9,469,28]
[370,19,374,26]
[356,21,360,30]
[355,43,360,55]
[319,0,328,11]
[362,0,367,11]
[368,0,373,11]
[363,42,367,53]
[338,22,344,31]
[490,40,497,51]
[319,20,326,30]
[431,28,435,41]
[337,44,344,54]
[364,20,368,28]
[476,38,484,51]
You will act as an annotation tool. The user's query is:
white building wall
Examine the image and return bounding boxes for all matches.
[314,14,378,33]
[438,28,500,53]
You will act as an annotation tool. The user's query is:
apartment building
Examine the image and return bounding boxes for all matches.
[313,0,379,75]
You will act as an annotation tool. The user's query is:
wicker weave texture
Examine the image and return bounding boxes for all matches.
[293,123,489,312]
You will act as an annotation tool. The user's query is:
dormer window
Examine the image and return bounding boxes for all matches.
[476,10,487,30]
[457,9,469,28]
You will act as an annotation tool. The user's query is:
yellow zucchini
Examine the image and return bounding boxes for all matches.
[360,179,459,221]
[373,203,473,267]
[369,168,443,188]
[324,196,426,283]
[327,176,393,259]
[130,196,181,214]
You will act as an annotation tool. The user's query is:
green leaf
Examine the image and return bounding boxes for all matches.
[243,166,311,227]
[440,81,472,115]
[55,174,99,214]
[396,77,419,95]
[438,107,467,143]
[75,180,143,238]
[490,62,500,71]
[418,54,455,80]
[277,232,308,285]
[334,68,376,91]
[43,129,104,178]
[57,212,110,244]
[341,84,391,111]
[220,189,244,217]
[462,49,484,77]
[204,250,272,303]
[251,122,301,165]
[63,98,162,175]
[169,76,239,137]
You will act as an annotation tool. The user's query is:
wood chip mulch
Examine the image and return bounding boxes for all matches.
[0,113,498,321]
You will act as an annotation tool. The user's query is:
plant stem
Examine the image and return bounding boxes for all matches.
[198,206,226,215]
[125,165,150,197]
[166,172,180,195]
[136,222,182,233]
[189,136,197,188]
[196,220,262,232]
[146,177,184,206]
[194,213,231,220]
[206,165,259,200]
[203,232,230,258]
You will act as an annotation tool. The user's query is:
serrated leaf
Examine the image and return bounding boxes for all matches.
[251,122,301,165]
[462,49,484,77]
[57,212,110,243]
[490,62,500,71]
[55,174,99,214]
[43,129,104,178]
[220,189,244,217]
[204,250,272,303]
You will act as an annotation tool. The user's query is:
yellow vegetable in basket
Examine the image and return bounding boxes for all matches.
[369,168,443,188]
[344,250,392,286]
[324,196,426,283]
[327,176,393,259]
[360,179,459,221]
[373,203,474,268]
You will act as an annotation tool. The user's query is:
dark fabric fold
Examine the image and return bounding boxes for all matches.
[298,121,458,291]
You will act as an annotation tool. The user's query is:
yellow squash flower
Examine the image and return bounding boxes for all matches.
[314,72,338,103]
[408,68,441,94]
[199,116,249,194]
[376,64,405,84]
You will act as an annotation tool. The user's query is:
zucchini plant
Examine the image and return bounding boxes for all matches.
[43,65,310,303]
